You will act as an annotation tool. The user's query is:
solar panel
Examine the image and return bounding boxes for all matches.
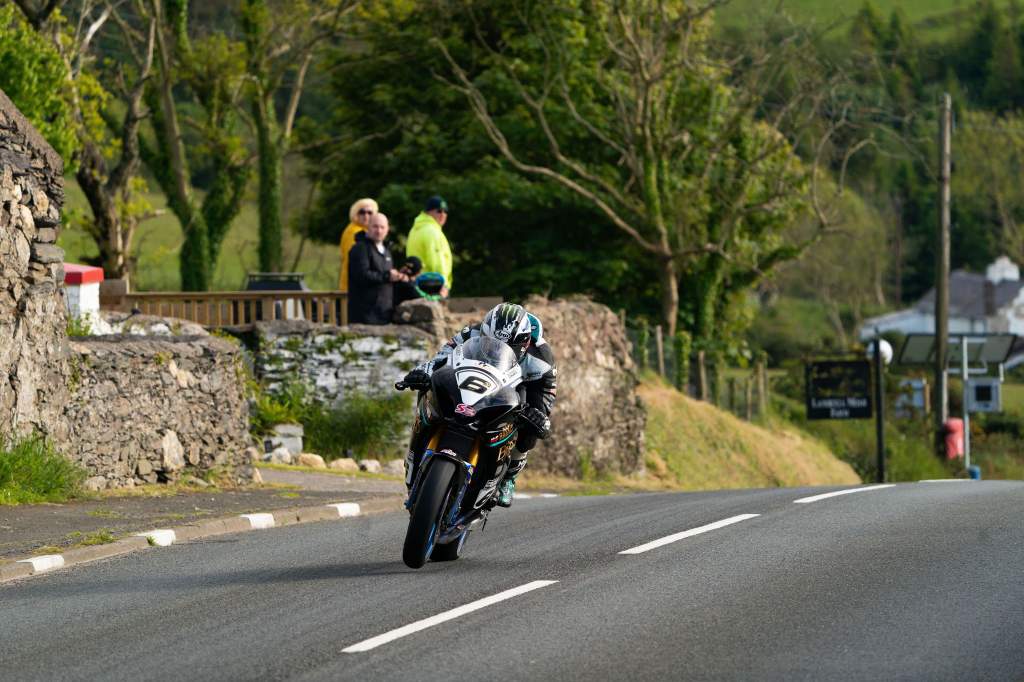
[896,333,1017,366]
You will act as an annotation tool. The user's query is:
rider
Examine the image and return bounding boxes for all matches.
[401,302,557,507]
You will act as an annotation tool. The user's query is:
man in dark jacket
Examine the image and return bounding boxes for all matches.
[347,212,408,324]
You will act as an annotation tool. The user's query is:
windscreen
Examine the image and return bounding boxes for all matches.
[460,336,518,372]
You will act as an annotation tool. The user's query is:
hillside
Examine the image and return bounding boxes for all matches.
[522,377,860,493]
[639,379,860,490]
[717,0,997,33]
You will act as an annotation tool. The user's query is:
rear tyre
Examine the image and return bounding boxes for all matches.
[430,529,468,562]
[402,459,457,569]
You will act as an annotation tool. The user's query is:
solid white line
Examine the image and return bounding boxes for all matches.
[793,484,896,504]
[135,529,176,546]
[618,514,760,555]
[328,503,361,517]
[17,555,65,573]
[342,580,558,653]
[241,513,276,529]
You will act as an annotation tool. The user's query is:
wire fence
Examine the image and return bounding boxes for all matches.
[622,315,772,422]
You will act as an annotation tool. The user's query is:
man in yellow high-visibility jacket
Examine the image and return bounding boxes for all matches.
[406,195,452,297]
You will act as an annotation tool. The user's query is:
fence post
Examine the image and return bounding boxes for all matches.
[696,350,708,401]
[745,377,754,421]
[755,354,768,419]
[638,319,650,371]
[618,308,626,329]
[655,325,666,378]
[673,330,691,394]
[727,377,737,413]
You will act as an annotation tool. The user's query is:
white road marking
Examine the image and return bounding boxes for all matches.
[514,493,534,500]
[619,514,761,555]
[241,513,276,529]
[17,555,65,573]
[135,529,176,546]
[793,484,895,504]
[919,479,973,483]
[342,580,559,653]
[538,493,559,498]
[328,503,361,517]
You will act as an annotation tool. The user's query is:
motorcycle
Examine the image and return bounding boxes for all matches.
[395,336,524,569]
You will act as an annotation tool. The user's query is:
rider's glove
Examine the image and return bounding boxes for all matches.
[402,367,433,391]
[520,405,551,440]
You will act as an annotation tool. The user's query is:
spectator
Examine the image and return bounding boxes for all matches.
[348,212,408,324]
[406,195,453,297]
[339,198,378,292]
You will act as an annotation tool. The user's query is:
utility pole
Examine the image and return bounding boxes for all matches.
[934,93,952,449]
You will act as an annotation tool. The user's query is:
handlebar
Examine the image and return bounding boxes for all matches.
[395,381,409,391]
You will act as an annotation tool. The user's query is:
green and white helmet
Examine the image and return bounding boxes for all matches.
[481,303,533,359]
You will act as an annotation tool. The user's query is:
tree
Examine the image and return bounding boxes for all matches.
[433,0,834,342]
[133,0,250,291]
[10,1,159,287]
[0,4,77,162]
[239,0,356,273]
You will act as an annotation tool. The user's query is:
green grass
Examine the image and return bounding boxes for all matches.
[0,435,85,505]
[715,0,1022,45]
[59,169,342,292]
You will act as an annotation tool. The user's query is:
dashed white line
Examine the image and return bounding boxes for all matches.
[618,514,761,555]
[793,484,895,504]
[241,513,276,529]
[342,580,559,653]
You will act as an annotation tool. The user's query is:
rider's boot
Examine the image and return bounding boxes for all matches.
[496,455,527,508]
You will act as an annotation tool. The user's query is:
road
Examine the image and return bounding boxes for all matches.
[2,481,1023,681]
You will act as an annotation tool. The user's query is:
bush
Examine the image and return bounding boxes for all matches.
[303,391,413,461]
[0,435,85,505]
[250,380,307,435]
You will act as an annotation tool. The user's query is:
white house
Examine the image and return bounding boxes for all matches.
[859,256,1024,340]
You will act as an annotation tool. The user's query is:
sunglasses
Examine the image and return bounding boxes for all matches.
[358,208,375,215]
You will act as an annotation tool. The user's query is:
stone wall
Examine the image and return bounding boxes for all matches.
[63,336,252,489]
[440,296,646,477]
[0,88,70,442]
[259,297,646,477]
[254,320,435,402]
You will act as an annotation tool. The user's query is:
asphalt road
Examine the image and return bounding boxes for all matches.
[2,481,1023,681]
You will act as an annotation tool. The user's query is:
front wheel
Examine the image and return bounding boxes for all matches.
[403,458,457,569]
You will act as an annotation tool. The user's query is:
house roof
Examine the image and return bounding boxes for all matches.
[914,269,1024,318]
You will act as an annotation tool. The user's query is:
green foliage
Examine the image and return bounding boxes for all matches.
[0,435,85,505]
[0,5,77,162]
[65,315,92,337]
[302,391,413,460]
[250,380,307,434]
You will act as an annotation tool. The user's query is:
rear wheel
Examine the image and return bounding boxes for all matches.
[403,458,457,569]
[430,529,468,562]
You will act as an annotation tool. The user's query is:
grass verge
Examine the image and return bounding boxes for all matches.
[0,436,85,505]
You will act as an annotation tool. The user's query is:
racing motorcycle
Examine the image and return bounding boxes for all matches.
[395,336,524,569]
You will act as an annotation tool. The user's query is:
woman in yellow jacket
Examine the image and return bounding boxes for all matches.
[339,198,378,292]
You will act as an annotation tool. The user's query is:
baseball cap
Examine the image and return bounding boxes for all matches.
[425,195,449,213]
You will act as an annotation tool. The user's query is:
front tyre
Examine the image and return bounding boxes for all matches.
[403,458,457,569]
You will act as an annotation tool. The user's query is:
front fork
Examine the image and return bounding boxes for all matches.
[405,448,475,524]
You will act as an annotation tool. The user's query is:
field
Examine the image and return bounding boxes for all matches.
[58,175,343,292]
[716,0,1001,38]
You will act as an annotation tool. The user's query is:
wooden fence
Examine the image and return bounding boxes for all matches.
[101,290,349,328]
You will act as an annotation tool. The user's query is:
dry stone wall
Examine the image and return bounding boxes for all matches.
[0,88,70,442]
[439,296,646,477]
[254,320,435,402]
[64,336,252,489]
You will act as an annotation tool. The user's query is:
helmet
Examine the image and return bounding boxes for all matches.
[481,303,532,359]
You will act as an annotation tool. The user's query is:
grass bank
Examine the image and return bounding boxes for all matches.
[523,376,859,494]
